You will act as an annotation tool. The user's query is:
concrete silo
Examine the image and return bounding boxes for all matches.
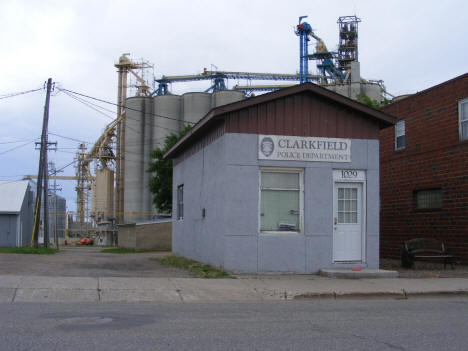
[182,92,212,125]
[211,90,245,108]
[152,95,182,149]
[90,168,114,222]
[124,96,149,223]
[123,90,245,223]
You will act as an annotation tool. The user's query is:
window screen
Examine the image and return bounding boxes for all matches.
[414,189,442,209]
[260,170,301,232]
[395,120,406,150]
[177,185,184,220]
[337,187,358,223]
[460,99,468,141]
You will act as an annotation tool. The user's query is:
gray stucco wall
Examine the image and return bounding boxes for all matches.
[172,135,227,267]
[173,133,380,273]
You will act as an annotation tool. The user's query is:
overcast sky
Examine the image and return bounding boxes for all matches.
[1,0,467,213]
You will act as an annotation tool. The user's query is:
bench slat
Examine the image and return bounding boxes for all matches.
[402,238,454,269]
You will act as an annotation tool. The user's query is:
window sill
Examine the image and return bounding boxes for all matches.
[260,231,303,235]
[413,208,442,213]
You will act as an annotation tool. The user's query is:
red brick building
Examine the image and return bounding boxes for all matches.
[380,73,468,263]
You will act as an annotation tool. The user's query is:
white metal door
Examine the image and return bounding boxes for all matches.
[333,182,363,262]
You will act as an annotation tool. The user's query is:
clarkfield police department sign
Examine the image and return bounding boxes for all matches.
[258,135,351,162]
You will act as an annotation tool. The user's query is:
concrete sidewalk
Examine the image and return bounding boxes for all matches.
[1,274,468,303]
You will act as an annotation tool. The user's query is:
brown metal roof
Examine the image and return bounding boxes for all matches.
[165,82,396,159]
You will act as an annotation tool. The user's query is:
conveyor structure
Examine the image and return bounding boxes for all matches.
[152,71,320,96]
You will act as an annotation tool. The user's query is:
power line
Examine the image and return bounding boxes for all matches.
[58,87,196,125]
[60,89,145,136]
[0,140,36,156]
[59,88,180,134]
[55,159,78,173]
[62,91,117,116]
[0,138,38,145]
[62,90,115,120]
[0,88,42,100]
[56,150,78,154]
[49,132,91,144]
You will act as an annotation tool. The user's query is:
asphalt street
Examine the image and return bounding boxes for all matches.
[1,298,468,351]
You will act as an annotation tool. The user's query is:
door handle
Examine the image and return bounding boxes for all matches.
[334,217,337,225]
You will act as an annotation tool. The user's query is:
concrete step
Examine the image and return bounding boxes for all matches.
[319,269,399,279]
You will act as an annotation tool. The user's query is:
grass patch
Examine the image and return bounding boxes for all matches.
[153,255,233,279]
[101,248,170,254]
[0,246,58,255]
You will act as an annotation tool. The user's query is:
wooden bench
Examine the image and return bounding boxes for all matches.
[401,238,454,269]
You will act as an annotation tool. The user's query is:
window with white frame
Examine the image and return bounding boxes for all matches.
[460,99,468,141]
[395,120,406,150]
[259,168,303,233]
[177,184,184,220]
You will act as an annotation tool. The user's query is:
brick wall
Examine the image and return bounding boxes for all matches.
[380,74,468,263]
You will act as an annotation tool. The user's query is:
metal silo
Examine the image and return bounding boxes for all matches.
[211,90,245,108]
[182,92,212,125]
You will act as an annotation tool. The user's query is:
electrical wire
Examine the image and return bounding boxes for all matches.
[0,88,42,100]
[48,132,90,144]
[60,89,146,136]
[54,159,78,173]
[68,89,181,132]
[58,87,196,125]
[0,140,36,156]
[59,88,181,134]
[61,90,114,120]
[55,150,78,154]
[0,138,38,145]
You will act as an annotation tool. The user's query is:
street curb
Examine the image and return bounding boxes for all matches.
[293,291,405,300]
[293,290,468,300]
[404,290,468,298]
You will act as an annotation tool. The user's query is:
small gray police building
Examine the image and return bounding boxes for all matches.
[165,83,395,273]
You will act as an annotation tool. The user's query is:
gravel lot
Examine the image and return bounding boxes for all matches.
[0,246,192,278]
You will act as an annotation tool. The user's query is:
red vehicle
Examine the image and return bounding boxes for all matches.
[77,238,93,245]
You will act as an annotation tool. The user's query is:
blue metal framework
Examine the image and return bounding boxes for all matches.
[150,15,353,96]
[295,16,345,85]
[151,71,312,96]
[295,16,311,83]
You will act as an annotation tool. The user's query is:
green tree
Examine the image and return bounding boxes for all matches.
[147,125,192,213]
[356,93,390,110]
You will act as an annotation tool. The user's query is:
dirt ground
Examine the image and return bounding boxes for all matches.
[2,246,468,279]
[0,246,192,278]
[380,258,468,278]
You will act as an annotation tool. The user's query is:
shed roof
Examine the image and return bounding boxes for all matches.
[165,82,396,159]
[0,180,30,214]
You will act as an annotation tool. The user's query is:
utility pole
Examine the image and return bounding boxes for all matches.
[32,78,54,248]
